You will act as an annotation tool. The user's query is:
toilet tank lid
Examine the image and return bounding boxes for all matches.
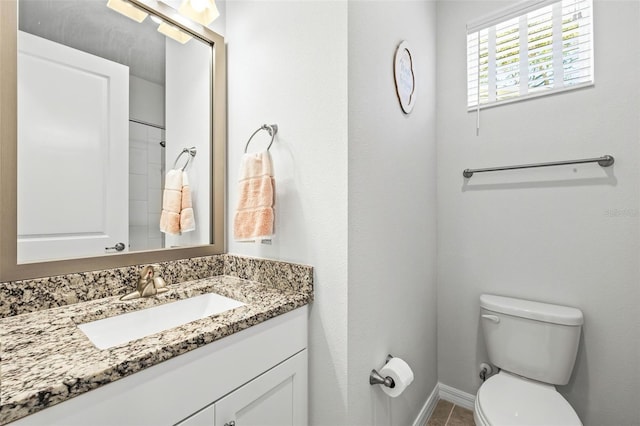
[480,294,584,326]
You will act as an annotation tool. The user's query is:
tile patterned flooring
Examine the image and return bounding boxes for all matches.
[426,399,476,426]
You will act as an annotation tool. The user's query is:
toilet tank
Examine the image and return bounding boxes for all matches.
[480,294,583,385]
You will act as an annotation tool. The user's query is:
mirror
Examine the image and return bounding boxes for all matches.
[0,0,226,280]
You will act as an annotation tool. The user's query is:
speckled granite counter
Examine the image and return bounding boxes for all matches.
[0,255,313,425]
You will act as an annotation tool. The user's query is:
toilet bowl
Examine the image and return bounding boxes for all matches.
[474,371,581,426]
[476,294,584,426]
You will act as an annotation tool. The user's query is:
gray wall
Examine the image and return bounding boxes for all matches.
[347,1,438,425]
[436,1,640,425]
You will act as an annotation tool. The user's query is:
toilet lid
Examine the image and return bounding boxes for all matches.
[476,372,582,426]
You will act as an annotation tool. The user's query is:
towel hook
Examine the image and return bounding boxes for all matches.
[244,124,278,153]
[173,147,197,171]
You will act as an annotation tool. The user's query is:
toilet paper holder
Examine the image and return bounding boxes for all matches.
[369,354,396,388]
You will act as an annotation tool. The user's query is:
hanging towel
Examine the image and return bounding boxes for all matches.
[180,171,196,232]
[160,169,196,235]
[234,151,275,241]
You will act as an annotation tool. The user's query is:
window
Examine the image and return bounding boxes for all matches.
[467,0,593,109]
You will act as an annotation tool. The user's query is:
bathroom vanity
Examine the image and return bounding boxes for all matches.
[0,1,314,423]
[0,255,313,425]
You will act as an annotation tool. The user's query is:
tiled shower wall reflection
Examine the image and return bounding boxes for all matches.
[129,121,165,251]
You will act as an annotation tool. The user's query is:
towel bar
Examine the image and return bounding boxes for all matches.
[244,124,278,153]
[173,147,197,171]
[463,155,614,179]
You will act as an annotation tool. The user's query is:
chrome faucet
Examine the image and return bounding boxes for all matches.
[120,264,169,301]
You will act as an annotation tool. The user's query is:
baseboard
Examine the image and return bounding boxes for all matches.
[438,383,476,411]
[412,383,440,426]
[412,383,477,425]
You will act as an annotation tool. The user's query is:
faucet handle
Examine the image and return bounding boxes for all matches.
[140,265,155,279]
[120,264,168,301]
[149,264,168,291]
[136,265,155,293]
[153,276,167,288]
[153,276,168,296]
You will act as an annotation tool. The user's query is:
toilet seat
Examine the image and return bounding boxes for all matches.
[474,371,582,426]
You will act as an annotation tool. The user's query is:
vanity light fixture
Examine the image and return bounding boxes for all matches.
[157,22,192,44]
[178,0,219,26]
[106,0,148,23]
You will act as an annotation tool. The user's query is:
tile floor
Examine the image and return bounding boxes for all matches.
[426,399,475,426]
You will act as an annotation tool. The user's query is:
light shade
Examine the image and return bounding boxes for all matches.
[106,0,148,23]
[158,22,192,44]
[178,0,219,26]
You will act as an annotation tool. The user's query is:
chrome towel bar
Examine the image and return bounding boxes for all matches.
[463,155,614,179]
[244,124,278,153]
[173,147,197,171]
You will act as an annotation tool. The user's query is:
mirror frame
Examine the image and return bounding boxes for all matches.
[0,0,226,281]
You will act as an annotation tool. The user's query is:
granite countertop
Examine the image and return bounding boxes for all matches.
[0,274,312,425]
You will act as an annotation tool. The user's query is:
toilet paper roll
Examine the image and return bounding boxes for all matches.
[379,357,414,398]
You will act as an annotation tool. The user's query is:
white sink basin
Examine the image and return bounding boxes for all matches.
[78,293,245,350]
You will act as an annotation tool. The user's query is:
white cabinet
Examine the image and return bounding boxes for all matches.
[178,350,307,426]
[214,350,307,426]
[177,406,215,426]
[13,307,308,426]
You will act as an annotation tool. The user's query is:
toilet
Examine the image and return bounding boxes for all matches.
[474,294,584,426]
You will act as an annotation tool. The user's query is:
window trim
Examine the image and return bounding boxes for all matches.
[466,81,594,112]
[468,0,560,33]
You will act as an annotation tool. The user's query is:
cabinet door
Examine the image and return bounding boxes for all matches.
[214,350,307,426]
[176,405,215,426]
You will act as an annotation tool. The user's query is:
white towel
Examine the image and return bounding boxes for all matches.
[160,169,195,235]
[234,151,275,241]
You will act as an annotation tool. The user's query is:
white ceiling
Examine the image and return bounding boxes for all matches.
[19,0,166,85]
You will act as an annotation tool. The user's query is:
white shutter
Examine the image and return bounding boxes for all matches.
[527,4,554,92]
[494,16,520,101]
[467,0,593,109]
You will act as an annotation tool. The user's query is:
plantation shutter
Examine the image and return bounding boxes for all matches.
[467,0,593,109]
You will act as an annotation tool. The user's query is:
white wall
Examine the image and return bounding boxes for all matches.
[347,2,438,425]
[226,1,349,424]
[436,1,640,425]
[130,75,164,128]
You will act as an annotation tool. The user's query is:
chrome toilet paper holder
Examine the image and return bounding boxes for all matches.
[369,354,396,388]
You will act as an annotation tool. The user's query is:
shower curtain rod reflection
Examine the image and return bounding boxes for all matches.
[129,118,165,130]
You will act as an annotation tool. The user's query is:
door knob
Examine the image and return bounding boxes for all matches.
[105,242,126,252]
[224,421,236,426]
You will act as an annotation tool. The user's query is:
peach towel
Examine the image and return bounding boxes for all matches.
[234,151,275,241]
[180,172,195,232]
[160,170,195,235]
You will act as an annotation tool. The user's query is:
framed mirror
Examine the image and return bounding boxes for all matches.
[0,0,226,281]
